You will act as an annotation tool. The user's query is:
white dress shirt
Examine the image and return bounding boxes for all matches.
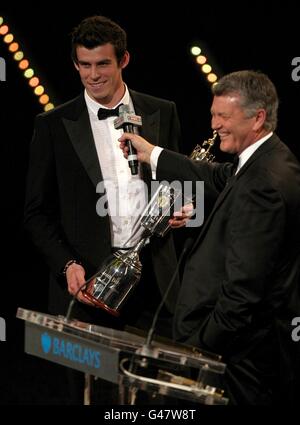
[235,132,273,174]
[85,86,147,248]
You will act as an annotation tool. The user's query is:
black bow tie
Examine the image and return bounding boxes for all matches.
[97,104,122,120]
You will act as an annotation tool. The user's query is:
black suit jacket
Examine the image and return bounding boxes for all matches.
[24,90,181,321]
[157,134,300,402]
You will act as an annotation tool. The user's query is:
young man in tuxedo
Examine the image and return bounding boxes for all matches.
[24,15,188,403]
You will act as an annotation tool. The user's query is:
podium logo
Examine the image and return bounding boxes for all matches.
[40,332,101,369]
[41,332,52,353]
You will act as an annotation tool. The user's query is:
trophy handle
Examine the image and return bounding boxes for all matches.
[190,131,218,162]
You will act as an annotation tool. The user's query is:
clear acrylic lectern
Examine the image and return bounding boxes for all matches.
[17,307,228,405]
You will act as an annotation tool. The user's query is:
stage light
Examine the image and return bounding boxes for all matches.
[39,94,49,104]
[191,46,201,56]
[9,42,19,52]
[189,43,219,86]
[207,73,217,83]
[24,68,34,78]
[44,103,55,111]
[14,51,24,61]
[0,25,9,35]
[3,33,13,43]
[34,85,44,96]
[1,16,55,111]
[19,59,29,70]
[29,77,39,87]
[196,55,207,65]
[202,64,212,74]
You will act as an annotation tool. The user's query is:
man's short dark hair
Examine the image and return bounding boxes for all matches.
[71,15,127,65]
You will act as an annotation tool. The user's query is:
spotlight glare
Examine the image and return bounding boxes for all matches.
[207,73,218,83]
[196,55,207,65]
[202,64,212,74]
[191,46,201,56]
[34,85,45,95]
[29,77,39,87]
[14,51,24,61]
[44,103,55,111]
[39,94,49,104]
[19,59,29,70]
[9,42,19,52]
[0,25,9,35]
[4,33,13,43]
[24,68,34,78]
[0,17,3,26]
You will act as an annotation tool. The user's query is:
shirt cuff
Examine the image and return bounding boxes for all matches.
[150,146,163,179]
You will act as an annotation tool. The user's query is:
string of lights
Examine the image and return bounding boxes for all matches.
[0,15,55,111]
[190,45,218,85]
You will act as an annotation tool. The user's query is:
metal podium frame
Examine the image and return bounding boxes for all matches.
[17,307,228,405]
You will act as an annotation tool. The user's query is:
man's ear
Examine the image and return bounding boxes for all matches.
[73,61,80,71]
[253,109,266,131]
[120,51,130,69]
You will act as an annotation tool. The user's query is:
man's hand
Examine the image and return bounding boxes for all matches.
[169,203,194,228]
[119,132,155,164]
[66,263,95,306]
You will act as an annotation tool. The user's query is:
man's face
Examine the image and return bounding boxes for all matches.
[74,43,129,107]
[211,94,259,155]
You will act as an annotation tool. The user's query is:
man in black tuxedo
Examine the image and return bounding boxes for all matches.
[25,15,187,329]
[119,70,300,404]
[24,15,188,403]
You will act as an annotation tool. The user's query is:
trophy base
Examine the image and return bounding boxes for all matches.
[81,291,120,317]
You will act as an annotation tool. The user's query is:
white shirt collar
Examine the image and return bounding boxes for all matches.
[84,84,131,117]
[236,132,273,173]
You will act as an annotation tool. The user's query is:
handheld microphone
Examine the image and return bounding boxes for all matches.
[114,104,142,175]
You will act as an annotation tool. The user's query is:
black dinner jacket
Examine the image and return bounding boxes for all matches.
[157,134,300,362]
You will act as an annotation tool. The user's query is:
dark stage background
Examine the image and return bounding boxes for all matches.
[0,2,300,405]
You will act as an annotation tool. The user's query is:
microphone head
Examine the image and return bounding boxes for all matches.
[114,105,142,129]
[118,104,131,115]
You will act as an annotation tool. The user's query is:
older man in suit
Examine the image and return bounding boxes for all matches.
[119,70,300,404]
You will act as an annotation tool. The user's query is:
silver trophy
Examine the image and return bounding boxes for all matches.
[81,184,182,316]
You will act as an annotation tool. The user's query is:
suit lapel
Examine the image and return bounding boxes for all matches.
[130,90,160,146]
[190,177,236,254]
[62,96,103,187]
[130,90,160,183]
[190,134,281,253]
[62,90,166,189]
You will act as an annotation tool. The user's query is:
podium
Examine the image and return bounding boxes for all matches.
[17,307,228,405]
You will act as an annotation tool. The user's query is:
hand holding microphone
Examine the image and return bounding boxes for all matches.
[114,105,143,175]
[119,132,155,164]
